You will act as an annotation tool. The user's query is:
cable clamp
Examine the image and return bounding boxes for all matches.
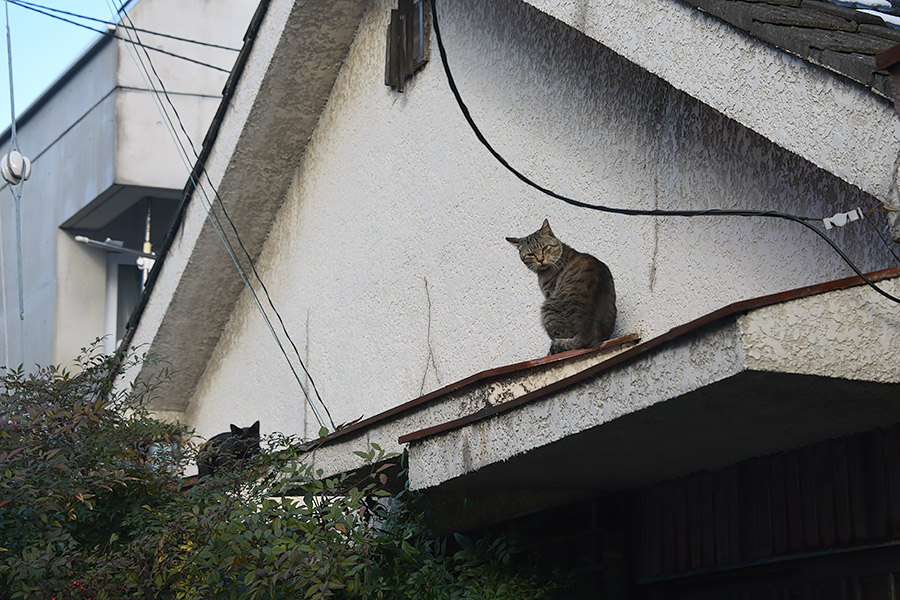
[136,256,156,274]
[823,208,862,230]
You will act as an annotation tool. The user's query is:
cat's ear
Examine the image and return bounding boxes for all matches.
[505,236,522,246]
[249,421,260,436]
[540,219,552,235]
[230,424,241,434]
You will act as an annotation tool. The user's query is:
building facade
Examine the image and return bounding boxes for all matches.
[125,0,900,595]
[0,0,257,368]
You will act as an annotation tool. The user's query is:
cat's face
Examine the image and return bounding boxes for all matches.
[228,420,260,457]
[506,219,563,273]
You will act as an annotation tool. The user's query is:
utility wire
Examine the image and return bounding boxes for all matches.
[429,0,900,306]
[0,194,7,368]
[11,0,231,73]
[118,0,334,430]
[109,0,335,430]
[104,0,331,428]
[4,0,16,150]
[10,0,240,51]
[113,1,334,430]
[4,0,25,364]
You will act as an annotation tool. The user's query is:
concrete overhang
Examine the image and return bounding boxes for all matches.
[124,0,371,410]
[407,269,900,493]
[61,185,181,230]
[307,268,900,502]
[518,0,900,211]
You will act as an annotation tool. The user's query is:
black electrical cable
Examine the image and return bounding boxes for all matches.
[8,0,231,73]
[429,0,900,306]
[10,0,240,51]
[113,1,336,430]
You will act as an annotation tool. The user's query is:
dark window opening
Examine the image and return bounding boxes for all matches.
[385,0,428,92]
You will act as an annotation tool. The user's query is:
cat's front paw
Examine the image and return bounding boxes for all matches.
[548,342,561,355]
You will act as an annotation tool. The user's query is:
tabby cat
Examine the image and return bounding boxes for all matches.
[506,219,616,355]
[197,420,260,478]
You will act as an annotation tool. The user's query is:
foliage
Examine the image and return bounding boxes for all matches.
[0,344,562,599]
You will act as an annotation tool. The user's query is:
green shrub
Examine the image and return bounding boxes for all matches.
[0,344,562,600]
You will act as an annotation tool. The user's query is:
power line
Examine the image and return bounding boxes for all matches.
[119,0,335,430]
[4,0,25,364]
[428,0,900,306]
[10,0,241,51]
[9,0,232,73]
[109,0,335,430]
[109,0,329,427]
[116,2,334,430]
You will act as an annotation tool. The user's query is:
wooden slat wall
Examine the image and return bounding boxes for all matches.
[636,424,900,579]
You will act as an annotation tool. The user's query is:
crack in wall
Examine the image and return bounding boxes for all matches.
[420,276,442,395]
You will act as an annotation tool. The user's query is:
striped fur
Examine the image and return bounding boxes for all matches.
[507,219,616,355]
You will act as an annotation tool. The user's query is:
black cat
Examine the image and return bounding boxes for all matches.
[197,420,260,478]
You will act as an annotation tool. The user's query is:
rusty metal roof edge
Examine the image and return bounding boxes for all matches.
[321,334,641,444]
[397,265,900,445]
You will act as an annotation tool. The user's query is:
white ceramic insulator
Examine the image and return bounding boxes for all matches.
[1,150,31,185]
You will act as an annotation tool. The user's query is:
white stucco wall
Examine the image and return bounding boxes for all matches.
[179,0,892,442]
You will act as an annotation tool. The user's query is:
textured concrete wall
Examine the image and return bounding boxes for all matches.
[739,278,900,383]
[180,0,894,444]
